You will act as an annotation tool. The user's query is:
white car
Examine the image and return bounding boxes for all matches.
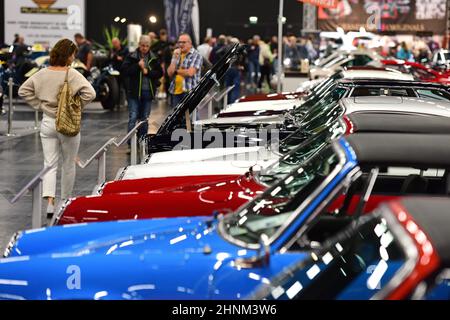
[113,96,450,183]
[309,49,385,79]
[196,69,414,127]
[340,95,450,118]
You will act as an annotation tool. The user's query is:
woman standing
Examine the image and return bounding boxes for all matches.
[19,39,96,217]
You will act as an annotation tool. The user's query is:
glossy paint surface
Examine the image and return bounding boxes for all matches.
[57,174,265,225]
[0,139,359,300]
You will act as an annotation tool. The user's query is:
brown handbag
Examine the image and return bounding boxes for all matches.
[55,68,82,136]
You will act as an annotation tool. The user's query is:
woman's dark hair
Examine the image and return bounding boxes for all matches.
[49,39,78,66]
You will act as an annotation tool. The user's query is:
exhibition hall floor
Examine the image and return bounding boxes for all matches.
[0,99,170,249]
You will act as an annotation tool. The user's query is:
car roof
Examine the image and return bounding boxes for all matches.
[339,78,449,89]
[399,197,450,267]
[341,96,450,114]
[345,133,450,168]
[342,69,414,81]
[348,113,450,134]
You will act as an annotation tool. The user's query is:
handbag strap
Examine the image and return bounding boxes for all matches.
[64,67,70,83]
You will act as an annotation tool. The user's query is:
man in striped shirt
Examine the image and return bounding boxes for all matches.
[167,33,203,109]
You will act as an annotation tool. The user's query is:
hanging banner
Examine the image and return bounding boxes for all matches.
[4,0,85,47]
[318,0,447,34]
[297,0,338,9]
[164,0,197,44]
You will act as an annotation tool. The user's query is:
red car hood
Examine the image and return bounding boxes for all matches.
[238,91,305,102]
[101,175,239,194]
[57,175,265,225]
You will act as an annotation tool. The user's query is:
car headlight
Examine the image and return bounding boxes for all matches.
[49,198,74,226]
[3,232,22,258]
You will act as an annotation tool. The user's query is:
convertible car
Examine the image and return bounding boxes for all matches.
[381,59,450,85]
[53,112,450,226]
[145,44,432,155]
[249,197,450,300]
[197,79,450,126]
[233,67,412,106]
[236,67,412,104]
[121,93,450,184]
[2,133,450,299]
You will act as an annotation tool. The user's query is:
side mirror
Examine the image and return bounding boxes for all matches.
[235,233,271,269]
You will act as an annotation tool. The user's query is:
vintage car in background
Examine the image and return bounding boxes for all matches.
[146,44,421,156]
[249,197,450,300]
[49,112,450,228]
[197,79,450,128]
[3,132,450,299]
[219,68,413,117]
[309,49,384,79]
[381,59,450,85]
[235,67,412,104]
[431,49,450,71]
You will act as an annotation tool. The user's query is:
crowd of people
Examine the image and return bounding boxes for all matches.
[4,30,449,216]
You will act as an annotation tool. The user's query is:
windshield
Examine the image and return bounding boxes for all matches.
[222,146,341,245]
[257,121,345,185]
[250,213,407,300]
[322,55,347,68]
[293,86,347,121]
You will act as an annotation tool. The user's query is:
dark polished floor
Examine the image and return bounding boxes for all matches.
[0,99,170,249]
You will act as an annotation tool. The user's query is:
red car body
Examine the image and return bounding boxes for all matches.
[237,91,306,103]
[55,174,265,225]
[382,59,450,85]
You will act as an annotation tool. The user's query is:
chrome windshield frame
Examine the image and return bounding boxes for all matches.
[218,141,349,251]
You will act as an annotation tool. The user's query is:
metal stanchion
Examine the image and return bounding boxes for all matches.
[31,181,43,229]
[130,132,137,165]
[139,141,146,164]
[223,92,228,109]
[6,77,15,136]
[7,165,53,229]
[208,100,213,119]
[34,110,39,130]
[97,151,106,185]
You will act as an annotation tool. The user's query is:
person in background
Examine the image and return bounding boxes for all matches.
[209,34,227,65]
[197,36,214,64]
[197,36,215,76]
[151,29,173,98]
[109,37,129,105]
[246,35,261,90]
[284,35,307,70]
[167,33,203,108]
[224,37,243,104]
[121,35,163,144]
[148,32,158,47]
[396,42,414,62]
[74,33,93,71]
[109,37,129,71]
[12,36,30,83]
[18,38,96,217]
[258,38,273,92]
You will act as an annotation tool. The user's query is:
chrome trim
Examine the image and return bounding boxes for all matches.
[267,141,347,246]
[3,232,22,258]
[49,198,74,226]
[371,205,419,300]
[114,166,128,181]
[91,182,106,195]
[281,166,361,252]
[218,141,348,250]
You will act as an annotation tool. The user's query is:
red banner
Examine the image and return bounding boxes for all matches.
[297,0,338,9]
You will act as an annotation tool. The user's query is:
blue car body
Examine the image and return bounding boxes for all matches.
[0,139,357,300]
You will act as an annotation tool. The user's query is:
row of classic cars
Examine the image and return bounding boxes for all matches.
[0,44,449,300]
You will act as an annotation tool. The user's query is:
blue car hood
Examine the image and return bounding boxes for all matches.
[11,216,237,257]
[0,217,248,300]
